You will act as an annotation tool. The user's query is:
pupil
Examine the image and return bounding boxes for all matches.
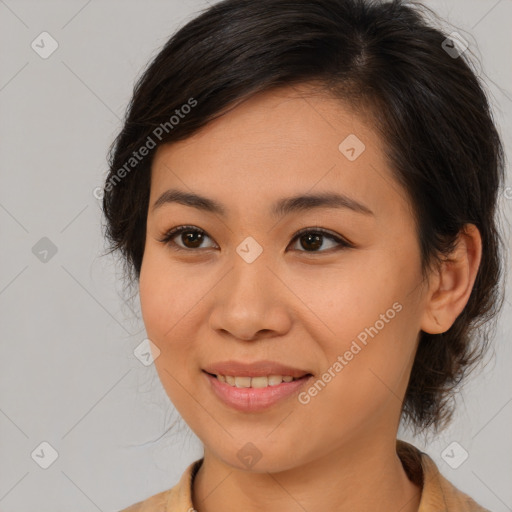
[302,233,321,251]
[180,231,324,250]
[183,231,203,248]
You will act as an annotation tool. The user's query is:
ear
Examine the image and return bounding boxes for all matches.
[420,224,482,334]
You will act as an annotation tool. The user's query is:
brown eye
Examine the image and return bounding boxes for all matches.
[289,228,353,253]
[159,226,216,251]
[179,229,205,248]
[159,225,353,254]
[301,233,323,251]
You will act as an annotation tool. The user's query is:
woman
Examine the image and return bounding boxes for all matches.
[103,0,505,510]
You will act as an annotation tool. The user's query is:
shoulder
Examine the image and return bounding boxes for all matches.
[117,458,203,512]
[421,452,491,512]
[397,440,490,512]
[117,489,170,512]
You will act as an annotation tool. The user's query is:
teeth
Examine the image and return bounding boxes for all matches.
[215,374,302,388]
[251,376,269,388]
[235,376,251,388]
[268,375,283,386]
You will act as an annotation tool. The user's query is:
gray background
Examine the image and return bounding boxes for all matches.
[0,1,511,511]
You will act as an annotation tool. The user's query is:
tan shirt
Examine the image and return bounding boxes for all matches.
[119,440,489,511]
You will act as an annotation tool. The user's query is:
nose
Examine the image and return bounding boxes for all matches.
[208,252,292,342]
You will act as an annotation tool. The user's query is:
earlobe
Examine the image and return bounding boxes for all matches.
[420,224,482,334]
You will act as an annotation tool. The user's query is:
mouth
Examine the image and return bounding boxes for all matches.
[201,361,314,412]
[204,372,309,388]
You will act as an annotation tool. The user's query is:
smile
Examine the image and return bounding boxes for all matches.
[213,374,301,388]
[203,370,313,412]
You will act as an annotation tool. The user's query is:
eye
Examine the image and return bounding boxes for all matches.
[159,225,353,254]
[158,225,216,251]
[288,227,353,253]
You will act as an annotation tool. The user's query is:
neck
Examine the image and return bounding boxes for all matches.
[192,435,421,512]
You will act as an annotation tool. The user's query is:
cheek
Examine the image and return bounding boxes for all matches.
[302,259,421,423]
[138,262,168,340]
[138,247,193,339]
[302,250,413,338]
[139,254,201,411]
[138,247,209,376]
[299,308,417,438]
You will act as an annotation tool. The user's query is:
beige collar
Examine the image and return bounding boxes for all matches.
[121,439,489,511]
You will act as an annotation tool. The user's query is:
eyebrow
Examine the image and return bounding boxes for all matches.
[152,188,374,218]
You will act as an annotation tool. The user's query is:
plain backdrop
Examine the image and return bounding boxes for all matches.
[0,1,511,511]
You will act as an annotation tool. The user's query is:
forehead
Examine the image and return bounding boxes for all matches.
[149,85,411,223]
[155,85,379,165]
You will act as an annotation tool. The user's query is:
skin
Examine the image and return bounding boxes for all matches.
[139,83,482,512]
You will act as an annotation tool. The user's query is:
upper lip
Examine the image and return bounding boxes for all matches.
[203,360,312,378]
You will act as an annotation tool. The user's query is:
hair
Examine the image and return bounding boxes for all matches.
[102,0,505,434]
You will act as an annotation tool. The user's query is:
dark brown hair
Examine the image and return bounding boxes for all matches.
[102,0,505,433]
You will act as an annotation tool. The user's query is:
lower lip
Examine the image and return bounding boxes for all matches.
[204,371,313,412]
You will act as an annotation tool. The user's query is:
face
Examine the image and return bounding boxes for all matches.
[139,84,431,473]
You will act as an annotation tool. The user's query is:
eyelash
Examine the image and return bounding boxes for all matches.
[157,225,354,254]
